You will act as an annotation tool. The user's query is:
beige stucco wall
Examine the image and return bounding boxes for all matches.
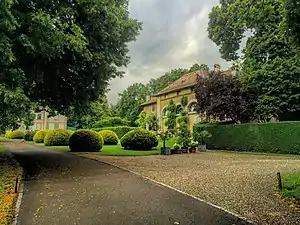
[31,111,67,130]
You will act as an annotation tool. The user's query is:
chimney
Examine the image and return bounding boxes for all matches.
[214,64,221,73]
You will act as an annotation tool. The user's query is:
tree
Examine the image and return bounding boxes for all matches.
[93,116,130,128]
[0,84,35,131]
[177,96,191,148]
[195,71,257,123]
[136,111,147,129]
[146,114,159,131]
[285,0,300,43]
[115,83,148,125]
[208,0,300,121]
[0,0,142,114]
[165,100,177,133]
[67,96,111,129]
[189,63,209,73]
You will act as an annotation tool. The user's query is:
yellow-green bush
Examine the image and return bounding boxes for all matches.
[44,129,70,146]
[7,130,25,139]
[69,130,103,152]
[120,129,158,150]
[33,130,48,143]
[98,130,118,145]
[4,130,12,139]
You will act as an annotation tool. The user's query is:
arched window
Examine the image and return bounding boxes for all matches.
[176,105,183,115]
[188,102,197,113]
[162,108,168,117]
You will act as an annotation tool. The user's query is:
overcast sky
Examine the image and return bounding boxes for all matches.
[107,0,228,104]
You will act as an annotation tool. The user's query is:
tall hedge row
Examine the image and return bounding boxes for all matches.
[91,126,137,139]
[193,122,300,155]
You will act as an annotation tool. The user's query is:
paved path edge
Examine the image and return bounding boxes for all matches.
[12,175,24,225]
[77,154,257,225]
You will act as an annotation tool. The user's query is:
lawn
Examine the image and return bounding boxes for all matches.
[27,138,178,156]
[280,172,300,204]
[0,145,22,225]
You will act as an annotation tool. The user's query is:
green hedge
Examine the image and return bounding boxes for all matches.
[120,129,158,150]
[7,130,25,139]
[91,126,137,139]
[193,122,300,154]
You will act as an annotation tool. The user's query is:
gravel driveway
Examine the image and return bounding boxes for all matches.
[83,151,300,225]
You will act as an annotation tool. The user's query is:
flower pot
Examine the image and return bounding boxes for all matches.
[161,147,171,155]
[189,147,197,153]
[171,149,181,154]
[181,148,188,153]
[198,144,207,151]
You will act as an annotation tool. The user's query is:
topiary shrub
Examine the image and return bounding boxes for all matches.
[4,130,12,139]
[33,130,49,143]
[120,129,158,150]
[44,129,71,146]
[67,130,75,136]
[69,129,103,152]
[7,130,25,139]
[24,130,38,141]
[98,130,119,145]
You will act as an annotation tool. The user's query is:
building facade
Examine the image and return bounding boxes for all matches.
[141,65,232,131]
[31,111,67,130]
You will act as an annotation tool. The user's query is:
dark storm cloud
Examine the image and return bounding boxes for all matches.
[108,0,228,104]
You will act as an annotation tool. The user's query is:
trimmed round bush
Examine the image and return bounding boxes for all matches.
[69,130,103,152]
[24,130,38,141]
[7,130,25,139]
[44,129,70,146]
[5,130,12,139]
[120,129,158,150]
[98,130,118,145]
[33,130,48,143]
[67,130,75,136]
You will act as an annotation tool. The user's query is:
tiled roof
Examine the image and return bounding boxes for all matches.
[140,97,157,106]
[153,70,207,96]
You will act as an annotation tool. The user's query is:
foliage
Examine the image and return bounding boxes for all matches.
[6,130,24,139]
[157,130,171,148]
[190,141,199,148]
[188,63,209,73]
[0,0,142,113]
[24,130,37,141]
[69,130,103,152]
[136,111,147,129]
[280,172,300,202]
[173,143,180,150]
[120,129,158,150]
[67,96,112,129]
[44,129,70,146]
[91,126,137,139]
[164,100,177,134]
[115,83,148,125]
[33,130,48,143]
[0,84,35,132]
[93,117,130,128]
[195,71,257,123]
[146,113,159,131]
[176,96,191,148]
[98,130,119,145]
[194,130,212,145]
[4,131,12,139]
[208,0,300,121]
[193,122,300,154]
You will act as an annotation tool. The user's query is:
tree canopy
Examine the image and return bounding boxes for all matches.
[208,0,300,121]
[0,0,142,114]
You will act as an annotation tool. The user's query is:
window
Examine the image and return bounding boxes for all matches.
[176,105,183,115]
[188,102,197,113]
[54,123,59,129]
[162,108,168,117]
[36,113,42,120]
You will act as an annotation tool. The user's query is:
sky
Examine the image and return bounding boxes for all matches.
[107,0,229,104]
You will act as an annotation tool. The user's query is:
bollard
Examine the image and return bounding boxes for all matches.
[277,172,282,191]
[14,177,19,193]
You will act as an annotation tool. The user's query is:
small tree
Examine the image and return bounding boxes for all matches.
[165,100,177,134]
[136,111,147,129]
[177,96,191,148]
[146,113,159,131]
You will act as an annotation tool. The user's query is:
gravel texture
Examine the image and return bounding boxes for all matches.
[83,151,300,225]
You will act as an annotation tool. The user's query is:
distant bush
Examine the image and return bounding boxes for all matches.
[69,130,103,152]
[98,130,119,145]
[120,129,158,150]
[7,130,25,139]
[91,126,137,139]
[93,117,130,128]
[193,122,300,154]
[44,129,71,146]
[33,130,49,143]
[24,130,38,141]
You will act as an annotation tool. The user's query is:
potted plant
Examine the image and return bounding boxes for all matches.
[158,130,171,155]
[197,130,212,151]
[189,141,198,153]
[171,143,181,154]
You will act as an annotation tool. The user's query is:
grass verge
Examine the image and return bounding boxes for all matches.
[26,138,178,156]
[278,172,300,210]
[0,145,23,225]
